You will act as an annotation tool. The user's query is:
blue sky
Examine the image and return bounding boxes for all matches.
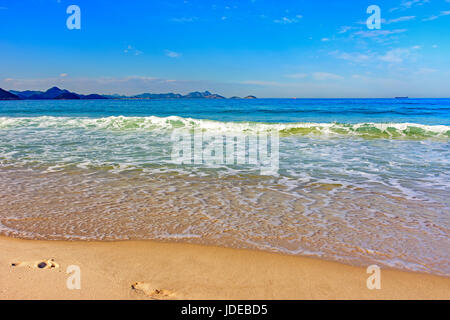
[0,0,449,97]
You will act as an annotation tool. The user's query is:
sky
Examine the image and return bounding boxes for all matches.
[0,0,449,98]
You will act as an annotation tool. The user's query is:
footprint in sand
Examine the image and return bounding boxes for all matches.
[11,259,59,270]
[131,282,174,299]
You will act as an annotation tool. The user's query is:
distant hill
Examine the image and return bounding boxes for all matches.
[181,91,225,99]
[54,91,80,100]
[10,90,43,99]
[132,93,183,99]
[11,87,103,100]
[0,88,20,100]
[204,93,226,99]
[184,91,211,99]
[2,87,255,100]
[79,94,108,100]
[103,94,128,99]
[123,90,227,99]
[29,86,70,99]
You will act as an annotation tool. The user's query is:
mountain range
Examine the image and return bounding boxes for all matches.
[0,87,257,100]
[0,88,21,100]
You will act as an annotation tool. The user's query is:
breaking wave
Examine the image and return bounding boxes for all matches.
[0,115,449,139]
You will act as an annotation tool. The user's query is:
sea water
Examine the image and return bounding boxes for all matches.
[0,98,449,275]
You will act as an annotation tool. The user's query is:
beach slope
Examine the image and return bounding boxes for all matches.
[0,236,448,300]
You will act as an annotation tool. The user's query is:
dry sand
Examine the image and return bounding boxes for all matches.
[0,235,448,300]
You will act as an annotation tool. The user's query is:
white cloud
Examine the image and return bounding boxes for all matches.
[247,72,343,83]
[165,50,181,58]
[285,73,308,79]
[321,38,330,42]
[333,51,370,63]
[423,11,450,21]
[60,73,68,77]
[379,48,411,63]
[401,0,429,8]
[170,17,197,23]
[338,26,354,34]
[241,80,285,86]
[415,68,436,75]
[390,0,430,12]
[377,45,421,64]
[124,45,143,56]
[422,15,439,21]
[312,72,343,81]
[353,29,407,38]
[384,16,416,24]
[273,15,302,24]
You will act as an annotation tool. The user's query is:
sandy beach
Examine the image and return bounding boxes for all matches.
[1,235,448,300]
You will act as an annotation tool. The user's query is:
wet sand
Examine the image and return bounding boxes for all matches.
[0,235,449,300]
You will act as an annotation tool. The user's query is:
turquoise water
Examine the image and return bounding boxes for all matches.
[1,98,450,125]
[0,99,449,276]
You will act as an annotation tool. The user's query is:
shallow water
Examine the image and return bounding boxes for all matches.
[0,99,449,276]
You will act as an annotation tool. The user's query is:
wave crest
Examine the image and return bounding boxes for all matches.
[0,115,449,139]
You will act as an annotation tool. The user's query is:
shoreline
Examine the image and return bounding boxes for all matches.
[1,235,449,299]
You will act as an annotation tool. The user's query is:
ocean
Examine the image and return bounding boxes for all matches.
[0,98,449,276]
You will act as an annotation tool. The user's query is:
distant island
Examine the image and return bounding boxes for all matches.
[0,86,257,100]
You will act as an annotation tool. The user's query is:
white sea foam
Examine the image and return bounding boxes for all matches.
[0,116,449,138]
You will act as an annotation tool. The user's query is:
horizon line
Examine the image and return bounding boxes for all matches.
[2,86,450,100]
